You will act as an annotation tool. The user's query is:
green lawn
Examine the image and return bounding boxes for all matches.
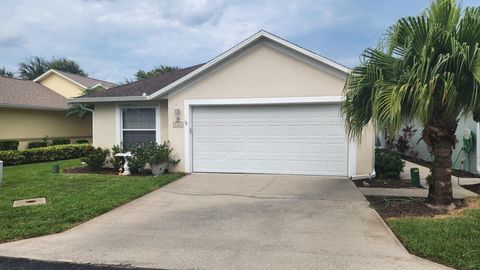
[388,200,480,270]
[0,159,183,243]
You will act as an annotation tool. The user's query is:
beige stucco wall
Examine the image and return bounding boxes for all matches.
[91,43,374,176]
[167,43,374,175]
[39,73,85,98]
[92,103,117,149]
[92,102,169,149]
[0,108,92,149]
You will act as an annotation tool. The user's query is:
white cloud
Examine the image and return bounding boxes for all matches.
[0,0,415,81]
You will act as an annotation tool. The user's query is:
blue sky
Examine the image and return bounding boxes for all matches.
[1,0,478,83]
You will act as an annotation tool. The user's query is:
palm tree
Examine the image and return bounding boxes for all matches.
[342,0,480,206]
[66,86,105,118]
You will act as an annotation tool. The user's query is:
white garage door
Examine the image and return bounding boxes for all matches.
[192,104,348,175]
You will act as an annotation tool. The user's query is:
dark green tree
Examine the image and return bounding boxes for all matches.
[125,65,179,82]
[0,66,14,78]
[18,56,87,80]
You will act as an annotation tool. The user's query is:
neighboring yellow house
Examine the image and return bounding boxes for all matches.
[0,70,116,149]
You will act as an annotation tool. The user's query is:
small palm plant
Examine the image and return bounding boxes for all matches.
[342,0,480,206]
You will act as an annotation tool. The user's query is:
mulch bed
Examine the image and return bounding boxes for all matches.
[403,156,479,178]
[461,183,480,195]
[353,178,422,188]
[63,166,119,175]
[366,195,466,219]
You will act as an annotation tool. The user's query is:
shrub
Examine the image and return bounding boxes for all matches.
[52,138,70,145]
[111,144,125,170]
[76,139,89,144]
[28,141,48,149]
[375,148,405,179]
[0,144,93,166]
[81,147,110,171]
[0,140,19,151]
[113,142,180,175]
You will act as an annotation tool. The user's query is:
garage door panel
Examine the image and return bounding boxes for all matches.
[192,104,348,175]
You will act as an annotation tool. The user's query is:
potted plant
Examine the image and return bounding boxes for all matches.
[148,141,180,176]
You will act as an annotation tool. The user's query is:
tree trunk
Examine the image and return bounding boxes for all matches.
[427,138,454,205]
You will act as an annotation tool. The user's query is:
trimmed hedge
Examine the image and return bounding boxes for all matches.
[28,141,48,149]
[0,140,19,151]
[52,138,70,145]
[76,139,89,144]
[0,144,94,166]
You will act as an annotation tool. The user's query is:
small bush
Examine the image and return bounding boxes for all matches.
[0,144,93,166]
[0,140,19,151]
[375,148,405,179]
[111,144,125,170]
[0,150,24,165]
[81,147,110,171]
[28,141,48,149]
[76,139,89,144]
[52,138,70,145]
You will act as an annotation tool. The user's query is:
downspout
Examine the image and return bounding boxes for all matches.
[476,122,480,174]
[80,104,94,145]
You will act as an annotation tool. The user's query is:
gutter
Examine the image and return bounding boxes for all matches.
[69,96,149,103]
[477,122,480,174]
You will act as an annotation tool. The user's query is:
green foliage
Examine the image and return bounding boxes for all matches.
[0,140,19,151]
[113,142,180,174]
[111,144,125,170]
[18,56,87,80]
[341,0,480,139]
[375,148,405,179]
[0,159,183,243]
[76,139,89,144]
[51,138,70,145]
[125,65,179,83]
[66,85,105,118]
[0,66,14,78]
[81,147,110,171]
[27,141,48,149]
[0,144,93,166]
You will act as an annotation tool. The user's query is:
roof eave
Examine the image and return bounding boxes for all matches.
[33,69,88,89]
[0,103,68,111]
[70,96,150,103]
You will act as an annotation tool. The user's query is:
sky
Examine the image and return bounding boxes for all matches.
[1,0,479,83]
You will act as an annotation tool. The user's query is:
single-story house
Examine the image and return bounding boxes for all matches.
[73,31,375,178]
[0,70,116,149]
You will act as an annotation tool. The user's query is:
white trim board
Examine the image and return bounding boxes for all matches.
[183,96,357,177]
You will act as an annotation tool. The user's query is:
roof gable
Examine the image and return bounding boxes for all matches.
[73,30,350,103]
[34,69,117,89]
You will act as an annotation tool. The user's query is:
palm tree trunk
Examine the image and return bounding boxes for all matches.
[427,138,454,205]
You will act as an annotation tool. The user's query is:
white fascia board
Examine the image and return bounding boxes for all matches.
[148,30,351,100]
[69,96,149,103]
[33,69,88,89]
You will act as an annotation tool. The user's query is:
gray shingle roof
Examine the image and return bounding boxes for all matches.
[54,70,117,89]
[83,64,203,98]
[0,76,69,110]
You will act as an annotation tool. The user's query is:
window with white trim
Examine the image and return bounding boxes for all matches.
[121,107,156,146]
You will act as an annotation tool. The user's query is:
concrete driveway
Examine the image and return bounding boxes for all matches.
[0,174,451,270]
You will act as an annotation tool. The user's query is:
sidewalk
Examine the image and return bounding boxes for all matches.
[359,160,479,199]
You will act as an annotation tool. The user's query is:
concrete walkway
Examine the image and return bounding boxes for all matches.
[360,160,479,198]
[0,174,451,270]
